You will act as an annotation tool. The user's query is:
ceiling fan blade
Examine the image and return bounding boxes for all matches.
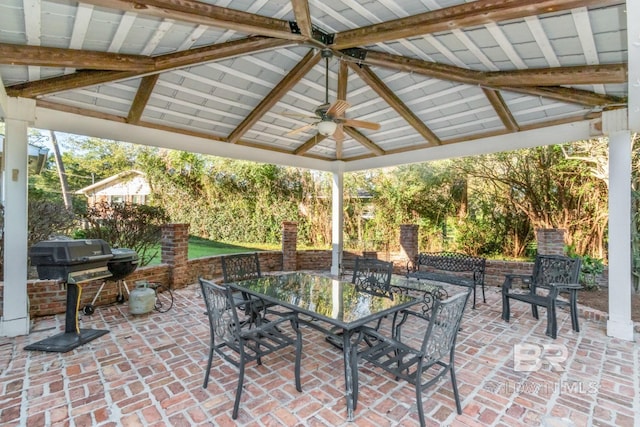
[341,118,381,131]
[286,123,316,136]
[333,124,345,143]
[326,99,351,118]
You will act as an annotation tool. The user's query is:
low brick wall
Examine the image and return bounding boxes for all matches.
[24,264,171,318]
[0,250,609,319]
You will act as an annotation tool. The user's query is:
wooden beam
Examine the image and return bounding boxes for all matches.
[483,88,519,132]
[79,0,304,41]
[343,126,385,155]
[360,49,482,85]
[499,85,626,107]
[348,63,441,145]
[484,63,627,86]
[6,36,293,98]
[0,43,154,71]
[294,133,326,155]
[332,0,624,49]
[154,36,294,71]
[335,138,343,160]
[127,74,159,124]
[337,60,348,100]
[291,0,313,39]
[6,70,136,98]
[354,49,626,107]
[227,49,321,144]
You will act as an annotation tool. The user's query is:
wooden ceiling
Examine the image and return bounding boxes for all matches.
[0,0,629,167]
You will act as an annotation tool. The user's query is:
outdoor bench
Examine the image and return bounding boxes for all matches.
[407,251,486,309]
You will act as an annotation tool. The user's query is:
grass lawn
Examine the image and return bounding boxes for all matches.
[145,237,280,265]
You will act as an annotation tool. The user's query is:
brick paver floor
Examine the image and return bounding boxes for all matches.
[1,282,638,426]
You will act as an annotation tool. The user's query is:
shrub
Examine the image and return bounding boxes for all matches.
[77,201,168,266]
[566,245,604,291]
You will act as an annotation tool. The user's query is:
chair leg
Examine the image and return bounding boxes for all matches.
[450,365,463,415]
[203,344,214,388]
[415,383,426,427]
[351,346,359,411]
[570,290,580,332]
[294,324,303,392]
[545,302,557,339]
[501,292,510,322]
[531,305,539,320]
[232,360,246,419]
[481,283,486,303]
[471,286,476,309]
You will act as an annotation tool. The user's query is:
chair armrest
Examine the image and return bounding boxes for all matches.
[391,308,429,341]
[238,313,298,338]
[355,325,420,357]
[549,283,582,291]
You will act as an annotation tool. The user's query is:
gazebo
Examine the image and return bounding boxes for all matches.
[0,0,636,340]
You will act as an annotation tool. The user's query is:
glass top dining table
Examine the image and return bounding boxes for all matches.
[227,271,421,421]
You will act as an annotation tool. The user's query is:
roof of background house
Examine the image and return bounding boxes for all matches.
[75,170,149,196]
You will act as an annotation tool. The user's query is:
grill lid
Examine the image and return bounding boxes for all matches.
[29,239,114,282]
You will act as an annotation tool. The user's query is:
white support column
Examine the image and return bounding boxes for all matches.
[605,110,634,341]
[330,163,345,276]
[628,0,640,132]
[1,97,35,337]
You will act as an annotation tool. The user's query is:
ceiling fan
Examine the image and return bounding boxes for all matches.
[285,49,380,142]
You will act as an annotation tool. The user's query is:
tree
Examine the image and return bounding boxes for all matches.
[461,144,608,258]
[50,131,72,209]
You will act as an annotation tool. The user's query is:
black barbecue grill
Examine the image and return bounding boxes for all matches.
[82,248,139,315]
[26,239,115,353]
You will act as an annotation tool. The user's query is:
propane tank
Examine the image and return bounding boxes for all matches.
[129,281,156,314]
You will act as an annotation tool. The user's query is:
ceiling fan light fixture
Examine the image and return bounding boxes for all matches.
[317,120,337,136]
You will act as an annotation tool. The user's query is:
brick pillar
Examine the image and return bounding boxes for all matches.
[536,228,566,256]
[282,221,298,271]
[161,223,189,288]
[400,224,419,262]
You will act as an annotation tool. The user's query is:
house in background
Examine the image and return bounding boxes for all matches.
[75,170,150,206]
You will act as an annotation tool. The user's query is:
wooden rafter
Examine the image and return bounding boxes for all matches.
[294,134,327,155]
[331,0,624,49]
[355,49,626,107]
[483,63,627,86]
[348,63,441,146]
[227,49,322,144]
[482,88,519,132]
[78,0,304,41]
[153,36,293,71]
[337,60,348,101]
[291,0,313,39]
[343,127,385,156]
[127,74,159,124]
[0,43,154,71]
[500,85,624,107]
[6,36,294,98]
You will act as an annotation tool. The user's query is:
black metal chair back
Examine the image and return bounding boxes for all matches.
[352,288,471,427]
[198,277,303,420]
[531,255,582,289]
[221,252,262,283]
[351,257,393,297]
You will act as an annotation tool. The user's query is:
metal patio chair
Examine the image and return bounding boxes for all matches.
[502,254,582,338]
[221,252,281,321]
[198,278,302,420]
[351,257,394,297]
[325,257,394,349]
[351,288,471,427]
